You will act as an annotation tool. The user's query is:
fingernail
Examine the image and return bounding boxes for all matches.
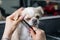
[20,16,24,19]
[19,15,25,20]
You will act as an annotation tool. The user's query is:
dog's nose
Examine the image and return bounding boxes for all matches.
[32,19,37,25]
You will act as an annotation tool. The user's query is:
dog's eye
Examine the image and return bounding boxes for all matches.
[26,18,31,20]
[36,15,39,19]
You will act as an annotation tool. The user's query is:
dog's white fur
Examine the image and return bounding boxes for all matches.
[11,7,44,40]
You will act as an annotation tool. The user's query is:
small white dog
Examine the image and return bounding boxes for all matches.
[11,7,44,40]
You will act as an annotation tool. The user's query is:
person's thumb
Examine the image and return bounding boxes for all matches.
[16,15,25,24]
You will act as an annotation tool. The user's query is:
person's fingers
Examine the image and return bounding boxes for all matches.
[32,27,43,34]
[13,7,24,14]
[29,28,35,37]
[9,7,24,19]
[33,27,45,35]
[13,13,21,21]
[15,15,25,24]
[32,27,38,31]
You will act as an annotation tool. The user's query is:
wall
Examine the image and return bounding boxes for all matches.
[1,0,19,14]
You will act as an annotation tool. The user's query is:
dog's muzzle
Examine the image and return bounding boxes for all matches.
[32,18,40,27]
[32,19,37,25]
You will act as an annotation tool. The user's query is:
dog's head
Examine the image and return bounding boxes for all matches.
[21,7,44,27]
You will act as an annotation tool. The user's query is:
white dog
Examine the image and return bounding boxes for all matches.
[11,7,44,40]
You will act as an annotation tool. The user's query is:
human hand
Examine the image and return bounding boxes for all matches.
[29,27,46,40]
[2,8,25,39]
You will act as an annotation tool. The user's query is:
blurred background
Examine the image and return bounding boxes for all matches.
[0,0,60,40]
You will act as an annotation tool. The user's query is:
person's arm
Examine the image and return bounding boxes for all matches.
[1,8,24,40]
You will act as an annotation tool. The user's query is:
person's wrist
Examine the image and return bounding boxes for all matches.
[2,33,11,40]
[2,29,12,39]
[2,31,13,40]
[2,32,11,38]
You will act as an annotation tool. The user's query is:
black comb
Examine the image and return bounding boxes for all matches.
[23,20,36,34]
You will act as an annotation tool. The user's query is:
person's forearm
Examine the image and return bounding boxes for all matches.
[1,32,11,40]
[1,35,11,40]
[1,29,12,40]
[1,8,24,40]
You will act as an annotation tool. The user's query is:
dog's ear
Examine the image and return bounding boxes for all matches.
[36,7,44,15]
